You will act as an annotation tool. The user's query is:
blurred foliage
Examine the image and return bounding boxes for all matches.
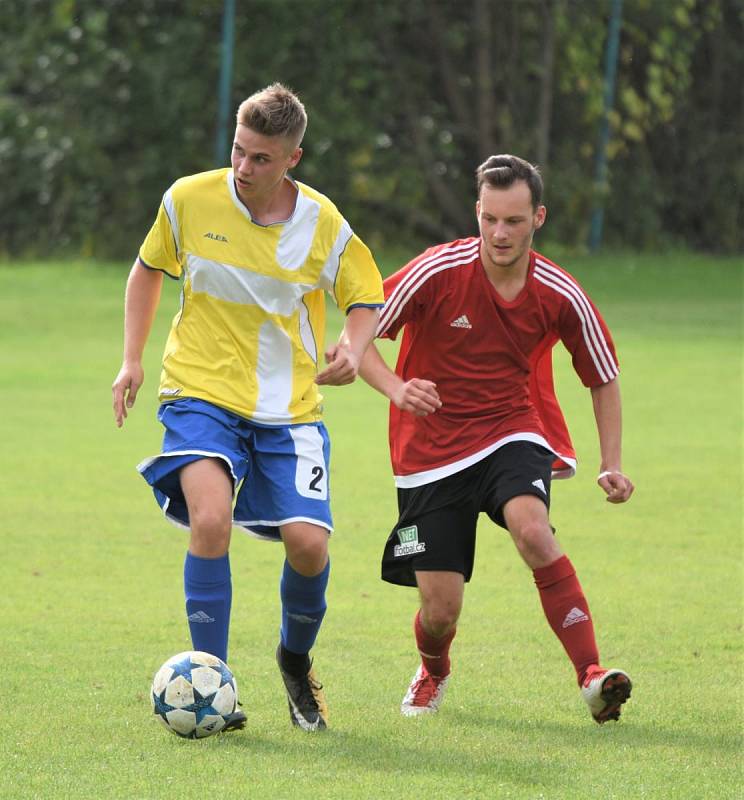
[0,0,741,258]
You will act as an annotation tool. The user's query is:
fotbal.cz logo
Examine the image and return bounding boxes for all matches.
[393,525,426,558]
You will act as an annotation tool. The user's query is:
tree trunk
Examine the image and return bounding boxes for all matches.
[536,0,558,172]
[474,0,495,158]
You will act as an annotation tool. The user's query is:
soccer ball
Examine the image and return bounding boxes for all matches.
[151,651,238,738]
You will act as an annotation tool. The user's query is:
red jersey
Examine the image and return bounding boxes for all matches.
[377,238,619,487]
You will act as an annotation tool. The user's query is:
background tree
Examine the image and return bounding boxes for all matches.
[0,0,741,258]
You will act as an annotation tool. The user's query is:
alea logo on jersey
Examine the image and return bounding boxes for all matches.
[204,231,229,242]
[394,525,426,558]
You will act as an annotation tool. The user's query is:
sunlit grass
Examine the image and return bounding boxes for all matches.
[0,254,741,799]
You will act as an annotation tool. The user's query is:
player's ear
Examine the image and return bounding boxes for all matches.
[534,204,547,230]
[288,147,303,168]
[475,200,481,220]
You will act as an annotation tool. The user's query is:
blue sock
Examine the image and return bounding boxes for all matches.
[280,558,329,655]
[184,552,232,664]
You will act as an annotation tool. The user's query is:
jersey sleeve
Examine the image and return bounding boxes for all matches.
[557,285,619,387]
[330,230,384,313]
[138,187,182,279]
[375,253,433,341]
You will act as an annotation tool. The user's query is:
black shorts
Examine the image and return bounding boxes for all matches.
[381,441,554,587]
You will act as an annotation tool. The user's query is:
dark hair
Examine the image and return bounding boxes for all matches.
[236,82,307,148]
[476,154,543,209]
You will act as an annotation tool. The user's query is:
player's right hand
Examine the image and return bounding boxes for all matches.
[112,362,144,427]
[597,470,635,504]
[392,378,441,417]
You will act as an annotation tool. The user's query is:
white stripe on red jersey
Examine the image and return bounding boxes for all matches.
[533,258,618,383]
[377,239,480,337]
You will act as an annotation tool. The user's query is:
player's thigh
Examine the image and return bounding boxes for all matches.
[481,442,554,528]
[180,457,234,515]
[138,398,248,532]
[382,498,479,588]
[502,494,561,568]
[180,458,234,555]
[235,423,332,541]
[280,520,329,576]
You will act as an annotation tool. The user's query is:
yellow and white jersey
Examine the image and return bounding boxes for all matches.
[139,168,383,425]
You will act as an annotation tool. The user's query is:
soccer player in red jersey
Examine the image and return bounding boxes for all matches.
[359,154,635,724]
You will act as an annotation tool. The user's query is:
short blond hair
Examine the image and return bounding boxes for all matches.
[236,83,307,148]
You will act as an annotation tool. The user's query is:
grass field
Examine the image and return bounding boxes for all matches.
[1,252,741,799]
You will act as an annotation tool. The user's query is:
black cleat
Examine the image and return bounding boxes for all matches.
[222,705,247,732]
[276,645,328,731]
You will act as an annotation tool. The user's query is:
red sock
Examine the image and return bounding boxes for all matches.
[533,555,599,685]
[414,609,456,678]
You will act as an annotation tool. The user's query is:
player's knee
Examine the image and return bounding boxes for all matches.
[285,535,328,577]
[422,602,460,637]
[511,518,559,566]
[189,506,232,552]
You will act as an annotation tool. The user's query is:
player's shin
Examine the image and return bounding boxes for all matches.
[183,551,232,664]
[533,555,599,685]
[415,609,456,677]
[279,558,330,662]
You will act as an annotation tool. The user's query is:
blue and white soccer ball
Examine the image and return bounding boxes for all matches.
[151,651,238,738]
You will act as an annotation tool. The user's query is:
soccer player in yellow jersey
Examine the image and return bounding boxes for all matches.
[112,84,383,732]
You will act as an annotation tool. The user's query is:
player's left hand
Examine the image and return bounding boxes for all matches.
[597,470,634,504]
[315,344,359,386]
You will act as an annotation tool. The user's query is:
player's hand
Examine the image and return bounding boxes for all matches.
[597,470,634,504]
[315,344,359,386]
[392,378,441,417]
[112,362,144,427]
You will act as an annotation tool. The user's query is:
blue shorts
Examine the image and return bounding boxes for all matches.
[137,398,332,542]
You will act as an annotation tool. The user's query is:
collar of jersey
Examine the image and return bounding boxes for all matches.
[226,170,301,228]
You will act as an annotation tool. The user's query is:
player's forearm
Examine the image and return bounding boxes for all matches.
[591,378,623,472]
[338,306,380,362]
[359,341,404,400]
[122,259,163,363]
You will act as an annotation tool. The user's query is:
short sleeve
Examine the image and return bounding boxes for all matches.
[376,256,433,341]
[138,188,182,279]
[557,289,619,387]
[332,232,384,313]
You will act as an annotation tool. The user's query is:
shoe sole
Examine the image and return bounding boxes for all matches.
[287,700,327,731]
[401,705,438,717]
[594,672,632,724]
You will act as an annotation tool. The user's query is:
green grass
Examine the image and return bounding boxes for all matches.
[1,253,742,799]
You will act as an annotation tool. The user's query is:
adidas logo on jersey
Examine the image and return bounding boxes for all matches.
[531,478,546,494]
[450,314,472,329]
[562,607,589,628]
[204,231,228,242]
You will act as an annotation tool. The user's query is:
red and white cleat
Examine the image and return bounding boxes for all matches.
[581,667,632,724]
[401,664,450,717]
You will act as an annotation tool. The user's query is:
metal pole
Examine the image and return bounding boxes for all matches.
[589,0,623,251]
[214,0,236,166]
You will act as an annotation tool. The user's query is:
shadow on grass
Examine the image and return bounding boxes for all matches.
[204,722,566,789]
[445,705,742,755]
